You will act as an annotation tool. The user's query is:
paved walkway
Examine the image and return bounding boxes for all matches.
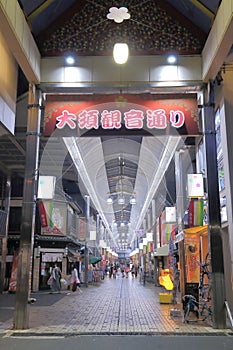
[0,276,232,335]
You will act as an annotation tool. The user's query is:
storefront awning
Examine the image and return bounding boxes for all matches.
[154,244,169,256]
[185,225,208,235]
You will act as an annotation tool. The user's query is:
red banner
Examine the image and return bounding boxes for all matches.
[44,94,199,137]
[38,201,48,227]
[8,250,19,293]
[78,217,86,241]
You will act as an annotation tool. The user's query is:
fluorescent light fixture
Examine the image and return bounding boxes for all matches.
[113,43,129,64]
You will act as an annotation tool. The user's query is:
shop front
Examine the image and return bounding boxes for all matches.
[178,225,209,299]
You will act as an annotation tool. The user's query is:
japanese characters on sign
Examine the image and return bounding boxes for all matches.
[44,94,199,136]
[56,108,185,131]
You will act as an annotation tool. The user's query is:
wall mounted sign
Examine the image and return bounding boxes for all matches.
[44,94,199,137]
[40,200,67,236]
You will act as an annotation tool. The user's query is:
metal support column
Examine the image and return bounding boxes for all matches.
[13,84,42,329]
[203,82,226,329]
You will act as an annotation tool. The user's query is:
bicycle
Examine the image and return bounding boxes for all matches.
[197,253,211,301]
[182,294,212,324]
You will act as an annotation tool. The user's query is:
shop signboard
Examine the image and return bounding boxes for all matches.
[43,94,199,137]
[40,200,67,236]
[184,232,200,283]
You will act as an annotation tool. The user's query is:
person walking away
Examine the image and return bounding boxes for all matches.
[131,264,135,278]
[50,263,61,293]
[135,265,138,278]
[68,263,82,295]
[121,265,125,278]
[125,265,130,278]
[113,265,117,278]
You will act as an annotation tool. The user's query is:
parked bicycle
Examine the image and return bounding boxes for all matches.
[182,294,212,324]
[197,253,212,301]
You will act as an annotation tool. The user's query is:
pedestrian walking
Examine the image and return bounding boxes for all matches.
[131,264,135,278]
[125,265,130,278]
[50,263,61,293]
[68,263,82,295]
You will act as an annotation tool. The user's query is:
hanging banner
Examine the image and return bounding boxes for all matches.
[160,210,176,245]
[165,206,176,223]
[188,200,204,227]
[8,250,19,293]
[184,232,200,283]
[38,201,48,227]
[78,217,86,241]
[187,174,204,198]
[43,94,199,137]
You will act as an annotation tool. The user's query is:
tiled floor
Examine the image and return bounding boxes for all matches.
[1,276,232,335]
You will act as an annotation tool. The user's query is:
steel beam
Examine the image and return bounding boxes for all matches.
[13,84,42,329]
[203,82,226,328]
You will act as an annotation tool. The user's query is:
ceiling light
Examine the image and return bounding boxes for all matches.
[66,56,75,65]
[118,197,125,205]
[107,7,130,23]
[167,55,177,64]
[113,43,129,64]
[130,197,136,205]
[107,197,113,204]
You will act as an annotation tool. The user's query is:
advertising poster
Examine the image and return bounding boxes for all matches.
[184,232,200,283]
[41,201,67,236]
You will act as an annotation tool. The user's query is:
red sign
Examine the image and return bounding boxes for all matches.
[8,250,19,293]
[44,94,199,137]
[78,217,86,241]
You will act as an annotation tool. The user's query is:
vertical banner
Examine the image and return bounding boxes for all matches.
[78,217,86,241]
[160,210,176,245]
[38,201,48,227]
[188,200,204,227]
[8,250,19,293]
[184,232,200,283]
